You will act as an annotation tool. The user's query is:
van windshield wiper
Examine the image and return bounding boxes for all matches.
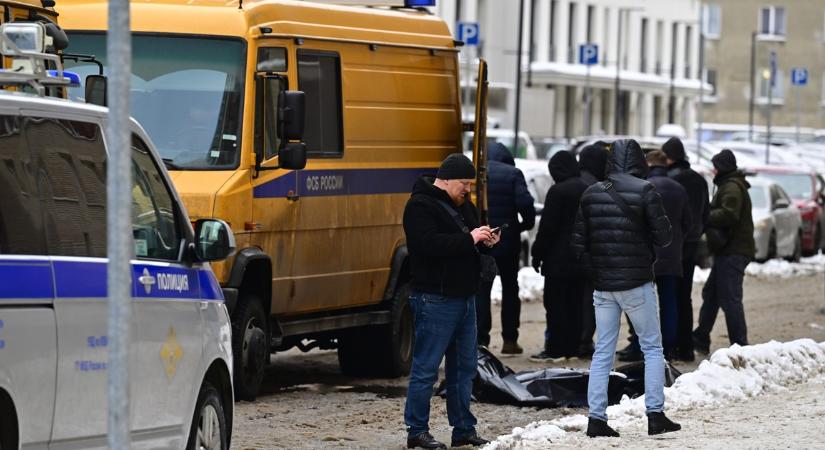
[162,158,182,170]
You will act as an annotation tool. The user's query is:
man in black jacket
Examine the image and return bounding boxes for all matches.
[663,137,709,361]
[577,142,609,357]
[573,139,680,438]
[402,153,497,449]
[477,143,535,354]
[530,151,588,360]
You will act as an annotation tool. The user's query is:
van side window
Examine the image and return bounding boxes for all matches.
[132,137,181,260]
[0,115,48,255]
[24,116,108,257]
[297,50,343,157]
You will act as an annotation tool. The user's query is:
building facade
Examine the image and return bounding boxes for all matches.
[701,0,825,140]
[432,0,705,139]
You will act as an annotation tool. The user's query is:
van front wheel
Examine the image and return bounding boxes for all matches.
[232,294,268,401]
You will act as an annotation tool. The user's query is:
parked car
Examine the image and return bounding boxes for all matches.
[515,158,553,266]
[747,177,803,262]
[751,167,825,255]
[534,137,570,160]
[0,24,235,448]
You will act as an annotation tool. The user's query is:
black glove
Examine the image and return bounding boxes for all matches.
[532,257,542,273]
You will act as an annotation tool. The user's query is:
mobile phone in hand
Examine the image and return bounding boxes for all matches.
[490,223,510,234]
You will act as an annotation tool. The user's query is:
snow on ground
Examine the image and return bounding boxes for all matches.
[693,253,825,284]
[483,339,825,449]
[492,254,825,304]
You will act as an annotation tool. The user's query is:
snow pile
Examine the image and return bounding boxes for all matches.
[694,253,825,284]
[483,339,825,449]
[490,268,544,305]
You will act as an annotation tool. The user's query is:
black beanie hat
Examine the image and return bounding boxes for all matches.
[436,153,476,180]
[662,137,686,162]
[711,149,737,175]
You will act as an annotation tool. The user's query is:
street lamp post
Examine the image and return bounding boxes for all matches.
[513,0,525,154]
[748,31,757,142]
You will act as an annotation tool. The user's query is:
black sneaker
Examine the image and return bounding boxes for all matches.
[617,349,643,362]
[616,342,639,358]
[451,433,490,448]
[529,350,566,362]
[647,412,681,435]
[407,432,447,449]
[586,418,620,438]
[692,333,710,355]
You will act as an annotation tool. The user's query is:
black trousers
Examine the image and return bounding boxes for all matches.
[544,275,586,357]
[694,254,750,348]
[676,242,699,354]
[579,278,596,351]
[476,251,521,346]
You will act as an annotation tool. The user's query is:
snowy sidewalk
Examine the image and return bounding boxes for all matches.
[484,339,825,449]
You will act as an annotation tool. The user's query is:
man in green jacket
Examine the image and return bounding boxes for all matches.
[693,149,755,353]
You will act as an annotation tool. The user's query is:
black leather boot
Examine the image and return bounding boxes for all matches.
[451,433,490,447]
[586,418,620,438]
[648,412,682,435]
[407,432,447,449]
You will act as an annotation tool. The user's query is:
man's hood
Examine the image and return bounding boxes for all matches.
[607,139,648,178]
[714,169,751,189]
[647,166,669,178]
[412,176,455,204]
[578,143,608,180]
[489,142,515,166]
[549,151,580,183]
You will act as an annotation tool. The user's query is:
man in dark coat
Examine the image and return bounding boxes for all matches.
[530,151,588,360]
[576,141,609,357]
[477,143,535,354]
[646,150,692,359]
[573,139,680,438]
[402,153,497,449]
[664,137,710,361]
[693,149,755,354]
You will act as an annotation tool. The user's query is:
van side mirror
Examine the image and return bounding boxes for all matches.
[279,142,307,170]
[278,90,305,141]
[85,74,107,106]
[193,219,236,262]
[773,198,790,210]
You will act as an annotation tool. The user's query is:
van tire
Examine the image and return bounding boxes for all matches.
[186,381,228,450]
[338,283,414,377]
[232,294,268,401]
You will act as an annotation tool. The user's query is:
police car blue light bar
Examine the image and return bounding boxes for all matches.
[405,0,435,6]
[47,69,81,86]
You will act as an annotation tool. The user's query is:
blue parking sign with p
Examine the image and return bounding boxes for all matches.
[791,68,808,86]
[457,22,479,46]
[579,44,598,65]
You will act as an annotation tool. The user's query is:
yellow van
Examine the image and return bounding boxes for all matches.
[58,0,486,399]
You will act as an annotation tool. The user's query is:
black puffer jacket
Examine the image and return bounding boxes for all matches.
[487,143,536,256]
[668,159,710,243]
[531,152,588,278]
[403,176,484,297]
[573,140,673,292]
[647,166,692,277]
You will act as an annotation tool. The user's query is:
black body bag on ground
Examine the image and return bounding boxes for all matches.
[437,347,681,408]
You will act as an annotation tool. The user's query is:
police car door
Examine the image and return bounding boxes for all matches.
[129,135,205,449]
[0,113,59,448]
[28,114,111,448]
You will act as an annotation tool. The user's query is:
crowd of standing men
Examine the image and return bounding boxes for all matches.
[399,137,755,448]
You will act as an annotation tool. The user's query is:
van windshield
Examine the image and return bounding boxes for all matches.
[64,33,245,170]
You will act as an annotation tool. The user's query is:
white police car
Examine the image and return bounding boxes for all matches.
[0,22,234,450]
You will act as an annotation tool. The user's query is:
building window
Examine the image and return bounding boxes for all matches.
[640,18,648,73]
[705,69,718,97]
[549,0,556,61]
[684,26,692,78]
[702,4,721,38]
[759,6,786,36]
[567,2,577,63]
[758,68,784,100]
[602,7,610,67]
[586,5,595,42]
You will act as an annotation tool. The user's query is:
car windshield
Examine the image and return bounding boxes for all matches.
[64,33,245,170]
[757,173,811,200]
[749,186,768,209]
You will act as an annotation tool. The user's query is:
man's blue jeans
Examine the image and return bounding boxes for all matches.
[588,282,665,421]
[404,291,477,440]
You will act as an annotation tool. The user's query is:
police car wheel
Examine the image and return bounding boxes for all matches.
[186,381,227,450]
[232,295,268,401]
